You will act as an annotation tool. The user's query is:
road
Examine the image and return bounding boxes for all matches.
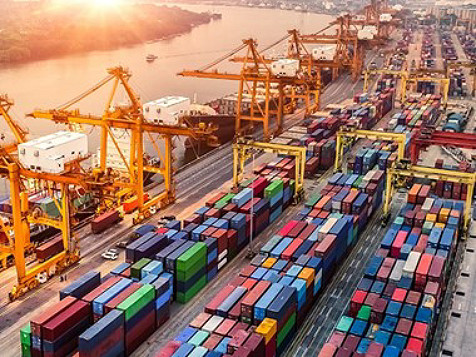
[0,50,379,355]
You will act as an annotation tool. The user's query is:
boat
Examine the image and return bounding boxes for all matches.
[146,54,158,62]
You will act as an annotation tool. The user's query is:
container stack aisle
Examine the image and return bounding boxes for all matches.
[316,191,465,357]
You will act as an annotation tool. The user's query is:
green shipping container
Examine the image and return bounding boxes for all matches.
[215,193,235,210]
[240,178,254,189]
[265,180,284,199]
[131,258,151,279]
[176,275,206,304]
[188,330,210,346]
[20,323,31,347]
[336,316,353,333]
[117,284,154,321]
[357,305,371,321]
[21,344,31,357]
[277,312,296,347]
[305,193,321,208]
[353,176,363,188]
[177,243,206,274]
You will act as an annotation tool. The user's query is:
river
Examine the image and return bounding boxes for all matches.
[0,3,333,193]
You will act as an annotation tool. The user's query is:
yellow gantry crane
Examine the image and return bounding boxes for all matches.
[383,160,476,237]
[334,126,407,172]
[363,68,451,106]
[30,66,219,223]
[297,15,365,82]
[179,38,320,141]
[232,137,306,202]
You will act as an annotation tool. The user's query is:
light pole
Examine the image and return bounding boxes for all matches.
[247,151,256,259]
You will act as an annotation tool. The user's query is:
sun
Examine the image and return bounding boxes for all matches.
[88,0,122,6]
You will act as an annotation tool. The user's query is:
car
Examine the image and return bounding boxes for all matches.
[102,249,119,260]
[116,241,129,249]
[161,215,176,221]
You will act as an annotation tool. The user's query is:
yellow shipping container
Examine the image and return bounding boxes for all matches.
[256,318,278,344]
[426,213,437,223]
[438,208,450,223]
[262,258,277,269]
[298,267,315,288]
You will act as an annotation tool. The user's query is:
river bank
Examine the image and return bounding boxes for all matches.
[0,2,216,64]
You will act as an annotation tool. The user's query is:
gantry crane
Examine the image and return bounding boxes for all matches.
[229,30,322,114]
[363,68,408,94]
[0,95,28,145]
[445,61,476,96]
[334,126,407,172]
[233,137,306,201]
[410,128,476,164]
[30,66,219,223]
[297,15,365,81]
[383,160,475,236]
[179,39,320,141]
[0,135,113,300]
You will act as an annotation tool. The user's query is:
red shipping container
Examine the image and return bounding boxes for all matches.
[281,239,303,260]
[155,341,182,357]
[402,350,418,357]
[189,312,212,329]
[263,335,276,357]
[230,276,247,287]
[228,329,250,353]
[105,282,142,314]
[205,285,235,314]
[241,278,258,291]
[215,318,237,336]
[240,265,256,278]
[202,227,218,239]
[206,192,227,207]
[328,331,346,348]
[411,321,428,340]
[395,318,413,336]
[370,298,387,324]
[30,296,77,337]
[391,288,408,303]
[428,255,445,285]
[241,281,271,322]
[91,210,121,234]
[417,185,430,204]
[205,208,221,219]
[203,334,223,350]
[82,276,121,304]
[367,341,384,357]
[36,235,65,262]
[343,334,360,351]
[42,300,90,341]
[406,291,422,306]
[391,231,407,258]
[243,333,265,357]
[350,290,367,317]
[125,308,156,356]
[415,253,433,290]
[288,221,307,238]
[318,343,337,357]
[212,229,228,254]
[279,221,298,237]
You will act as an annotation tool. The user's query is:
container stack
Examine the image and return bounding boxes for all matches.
[268,89,395,177]
[155,135,398,356]
[27,296,91,357]
[318,192,463,356]
[390,94,442,128]
[176,242,207,303]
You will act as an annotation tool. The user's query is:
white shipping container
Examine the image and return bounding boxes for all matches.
[312,45,336,61]
[402,251,421,279]
[380,14,392,22]
[271,59,300,77]
[143,96,191,125]
[421,198,434,212]
[18,131,88,174]
[358,30,374,40]
[318,217,337,241]
[389,259,405,284]
[202,315,224,333]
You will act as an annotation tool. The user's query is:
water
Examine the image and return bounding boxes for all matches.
[0,3,333,193]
